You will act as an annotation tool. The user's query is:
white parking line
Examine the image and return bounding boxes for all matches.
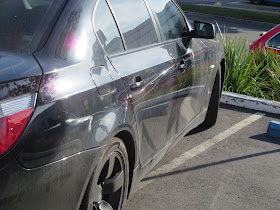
[137,112,265,190]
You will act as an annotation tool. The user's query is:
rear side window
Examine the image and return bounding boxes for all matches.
[94,0,124,55]
[0,0,67,53]
[108,0,158,50]
[267,33,280,49]
[147,0,188,41]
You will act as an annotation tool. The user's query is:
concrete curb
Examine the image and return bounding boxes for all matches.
[221,91,280,115]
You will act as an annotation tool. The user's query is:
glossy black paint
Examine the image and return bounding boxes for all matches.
[0,148,104,210]
[0,0,225,209]
[12,0,134,169]
[0,52,42,101]
[110,44,178,166]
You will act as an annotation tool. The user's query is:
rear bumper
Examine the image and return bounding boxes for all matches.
[0,147,104,210]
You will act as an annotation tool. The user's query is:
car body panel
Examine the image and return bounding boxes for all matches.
[167,38,207,138]
[110,44,178,166]
[0,148,104,210]
[0,52,42,101]
[0,0,225,208]
[105,0,182,166]
[11,0,136,169]
[250,24,280,55]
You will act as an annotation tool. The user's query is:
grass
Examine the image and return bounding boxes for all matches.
[180,5,280,24]
[220,34,280,101]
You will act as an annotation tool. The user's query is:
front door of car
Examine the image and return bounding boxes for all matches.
[147,0,208,139]
[165,39,199,138]
[96,0,178,166]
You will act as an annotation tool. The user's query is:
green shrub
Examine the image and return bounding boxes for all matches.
[220,34,280,101]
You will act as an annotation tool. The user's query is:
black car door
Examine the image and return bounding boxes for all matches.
[94,0,178,166]
[147,0,209,139]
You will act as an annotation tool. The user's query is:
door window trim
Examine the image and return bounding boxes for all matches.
[171,0,192,31]
[108,41,165,58]
[102,0,127,51]
[144,0,191,43]
[105,0,161,52]
[142,0,163,43]
[92,0,126,56]
[92,0,186,58]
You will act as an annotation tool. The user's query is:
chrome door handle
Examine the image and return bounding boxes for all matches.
[177,59,193,72]
[177,63,187,72]
[130,76,144,91]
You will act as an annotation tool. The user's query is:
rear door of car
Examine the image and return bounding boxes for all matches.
[93,0,178,166]
[147,0,209,138]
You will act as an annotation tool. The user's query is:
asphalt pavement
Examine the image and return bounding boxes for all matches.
[123,104,280,210]
[222,1,280,13]
[176,0,244,5]
[176,0,280,14]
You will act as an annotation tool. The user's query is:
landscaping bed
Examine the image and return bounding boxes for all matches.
[221,34,280,102]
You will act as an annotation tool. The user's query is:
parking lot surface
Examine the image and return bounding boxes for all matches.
[124,104,280,210]
[177,0,280,14]
[185,11,275,44]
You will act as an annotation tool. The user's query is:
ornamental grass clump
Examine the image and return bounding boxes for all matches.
[220,34,280,102]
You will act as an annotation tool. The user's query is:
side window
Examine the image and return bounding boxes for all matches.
[267,33,280,49]
[94,0,124,55]
[148,0,188,41]
[108,0,158,50]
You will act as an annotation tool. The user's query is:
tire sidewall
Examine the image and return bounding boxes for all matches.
[202,68,221,127]
[81,138,129,210]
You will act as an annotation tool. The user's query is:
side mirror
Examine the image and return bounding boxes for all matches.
[192,21,216,39]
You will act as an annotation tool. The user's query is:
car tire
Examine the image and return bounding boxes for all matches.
[249,0,264,4]
[80,138,129,210]
[201,68,221,127]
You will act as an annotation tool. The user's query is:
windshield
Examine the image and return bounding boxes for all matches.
[0,0,67,53]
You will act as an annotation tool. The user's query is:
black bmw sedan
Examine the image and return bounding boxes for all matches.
[0,0,225,209]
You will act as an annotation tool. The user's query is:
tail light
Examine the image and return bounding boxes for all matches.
[0,93,37,156]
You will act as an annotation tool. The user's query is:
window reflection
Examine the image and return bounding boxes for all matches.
[148,0,187,41]
[94,0,124,55]
[108,0,158,50]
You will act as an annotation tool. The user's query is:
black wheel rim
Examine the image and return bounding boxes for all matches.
[94,149,126,210]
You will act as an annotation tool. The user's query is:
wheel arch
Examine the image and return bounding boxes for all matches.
[115,130,136,198]
[79,128,137,209]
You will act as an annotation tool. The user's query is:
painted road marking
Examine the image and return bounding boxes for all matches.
[137,112,265,190]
